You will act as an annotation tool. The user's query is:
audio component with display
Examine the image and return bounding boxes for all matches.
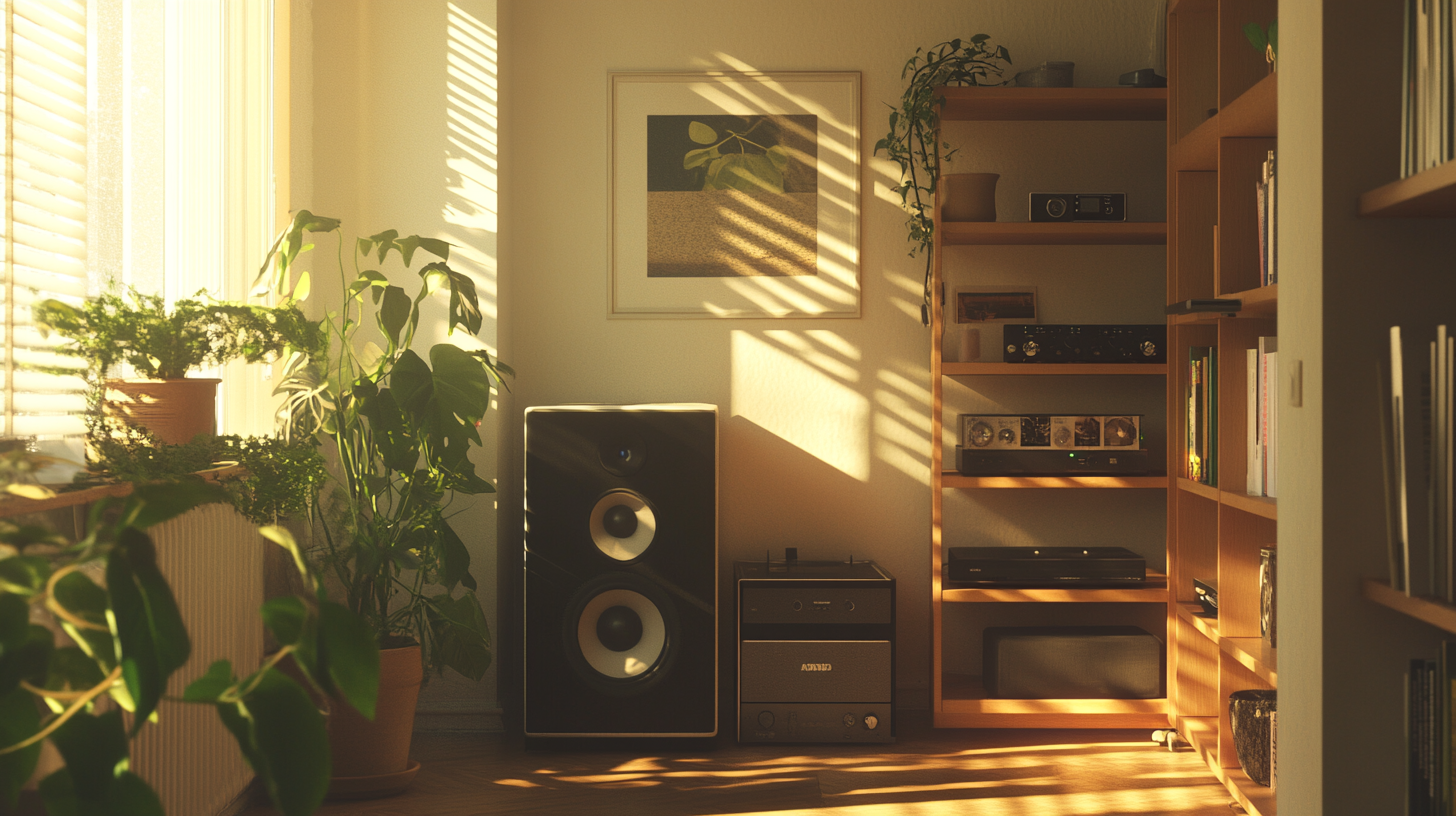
[524,404,717,738]
[959,414,1141,450]
[984,626,1165,698]
[954,446,1151,476]
[1029,192,1126,222]
[1003,324,1166,364]
[736,557,895,744]
[1194,577,1219,617]
[944,546,1146,587]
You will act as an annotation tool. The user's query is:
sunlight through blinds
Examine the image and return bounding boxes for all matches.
[2,0,89,438]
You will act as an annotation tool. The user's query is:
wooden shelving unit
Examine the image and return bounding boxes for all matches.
[927,86,1169,729]
[1358,161,1456,217]
[1165,0,1278,811]
[1362,579,1456,634]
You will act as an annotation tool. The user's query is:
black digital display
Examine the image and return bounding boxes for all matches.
[1078,195,1101,214]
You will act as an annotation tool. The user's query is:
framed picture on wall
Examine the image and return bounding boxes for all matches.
[609,72,861,318]
[953,286,1038,324]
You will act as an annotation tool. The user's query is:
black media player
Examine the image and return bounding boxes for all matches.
[955,446,1151,476]
[945,546,1146,586]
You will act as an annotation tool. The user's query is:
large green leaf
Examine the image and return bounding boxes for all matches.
[703,152,784,193]
[430,344,492,426]
[106,532,167,731]
[688,121,717,144]
[0,555,49,595]
[357,387,415,472]
[418,262,482,336]
[114,528,190,676]
[51,572,114,669]
[236,669,330,816]
[426,592,491,680]
[0,624,51,698]
[437,521,474,591]
[389,349,433,417]
[44,646,105,695]
[0,593,28,652]
[261,596,307,648]
[101,772,164,816]
[47,710,129,802]
[318,601,379,720]
[183,659,235,702]
[377,285,411,346]
[0,686,41,809]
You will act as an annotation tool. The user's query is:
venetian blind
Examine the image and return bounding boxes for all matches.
[0,0,89,438]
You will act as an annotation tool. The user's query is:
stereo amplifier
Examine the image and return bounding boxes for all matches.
[945,546,1146,586]
[1004,324,1166,364]
[959,414,1141,451]
[955,446,1151,477]
[736,558,894,744]
[1029,192,1126,222]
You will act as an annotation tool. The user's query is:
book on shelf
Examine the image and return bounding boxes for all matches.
[1406,643,1456,816]
[1261,150,1278,287]
[1385,324,1456,599]
[1402,0,1456,177]
[1245,338,1278,498]
[1187,346,1217,486]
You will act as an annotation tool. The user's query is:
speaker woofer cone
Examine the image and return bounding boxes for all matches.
[589,490,656,561]
[563,573,680,694]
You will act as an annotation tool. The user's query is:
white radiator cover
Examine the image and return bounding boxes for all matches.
[130,502,262,814]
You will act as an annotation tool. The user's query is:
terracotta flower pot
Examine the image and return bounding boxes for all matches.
[941,173,999,222]
[103,378,220,445]
[326,643,424,800]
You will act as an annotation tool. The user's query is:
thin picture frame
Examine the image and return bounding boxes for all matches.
[953,286,1038,324]
[609,71,861,318]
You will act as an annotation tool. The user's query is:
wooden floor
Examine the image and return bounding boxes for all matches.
[239,715,1245,816]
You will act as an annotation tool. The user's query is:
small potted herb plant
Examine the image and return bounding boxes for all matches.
[34,288,322,447]
[255,211,510,795]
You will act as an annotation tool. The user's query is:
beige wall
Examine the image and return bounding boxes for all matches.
[503,0,1166,711]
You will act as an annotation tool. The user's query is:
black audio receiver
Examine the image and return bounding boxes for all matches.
[1004,324,1166,364]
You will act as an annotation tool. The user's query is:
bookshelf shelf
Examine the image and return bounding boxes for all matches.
[1222,637,1278,685]
[934,87,1166,121]
[1221,491,1277,520]
[1362,578,1456,634]
[1176,602,1220,642]
[939,221,1166,246]
[1177,476,1220,501]
[1183,716,1276,816]
[937,674,1168,729]
[942,571,1168,604]
[1358,159,1456,217]
[1171,72,1277,172]
[943,474,1169,489]
[941,362,1167,376]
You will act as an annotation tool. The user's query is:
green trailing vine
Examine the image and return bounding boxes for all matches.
[875,35,1012,325]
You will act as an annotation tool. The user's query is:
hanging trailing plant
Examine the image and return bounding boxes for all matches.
[875,35,1012,325]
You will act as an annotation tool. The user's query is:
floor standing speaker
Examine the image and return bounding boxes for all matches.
[524,404,717,737]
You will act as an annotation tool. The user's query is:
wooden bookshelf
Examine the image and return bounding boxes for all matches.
[1167,0,1278,810]
[1359,160,1456,217]
[940,221,1166,246]
[928,87,1170,730]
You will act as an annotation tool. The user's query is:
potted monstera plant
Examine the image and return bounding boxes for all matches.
[255,211,510,795]
[876,35,1012,325]
[34,288,322,447]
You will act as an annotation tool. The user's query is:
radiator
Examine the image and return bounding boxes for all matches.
[130,502,262,815]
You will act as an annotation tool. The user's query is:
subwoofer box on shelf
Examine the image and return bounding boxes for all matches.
[524,404,717,738]
[983,626,1164,699]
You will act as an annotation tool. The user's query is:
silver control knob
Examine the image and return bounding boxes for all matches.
[1022,340,1039,357]
[758,710,774,729]
[1140,340,1157,357]
[863,713,879,730]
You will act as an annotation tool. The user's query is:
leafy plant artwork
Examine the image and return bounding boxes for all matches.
[682,119,790,193]
[1243,22,1278,68]
[876,35,1012,325]
[0,480,378,816]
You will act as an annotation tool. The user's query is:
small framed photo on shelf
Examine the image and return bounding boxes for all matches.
[953,286,1037,324]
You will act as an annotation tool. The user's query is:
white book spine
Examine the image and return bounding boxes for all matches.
[1248,347,1261,496]
[1394,326,1413,595]
[1267,351,1279,499]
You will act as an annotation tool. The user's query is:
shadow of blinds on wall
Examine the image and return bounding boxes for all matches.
[1,0,89,439]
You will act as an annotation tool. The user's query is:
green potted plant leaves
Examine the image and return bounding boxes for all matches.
[34,288,323,447]
[875,35,1012,324]
[0,478,379,816]
[254,210,511,793]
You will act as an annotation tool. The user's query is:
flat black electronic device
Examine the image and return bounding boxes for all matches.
[1118,68,1167,88]
[1003,324,1166,364]
[955,446,1151,476]
[1030,192,1126,222]
[735,558,895,745]
[945,546,1146,586]
[1165,299,1242,315]
[1194,577,1219,616]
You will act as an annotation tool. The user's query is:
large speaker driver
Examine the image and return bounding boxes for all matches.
[524,404,717,737]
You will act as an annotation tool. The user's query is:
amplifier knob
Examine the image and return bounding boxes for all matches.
[863,713,879,730]
[1140,340,1157,357]
[791,600,802,611]
[844,600,855,611]
[842,713,857,727]
[758,710,775,729]
[1022,340,1039,357]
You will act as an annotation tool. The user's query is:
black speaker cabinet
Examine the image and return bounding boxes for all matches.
[983,626,1165,699]
[524,404,717,737]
